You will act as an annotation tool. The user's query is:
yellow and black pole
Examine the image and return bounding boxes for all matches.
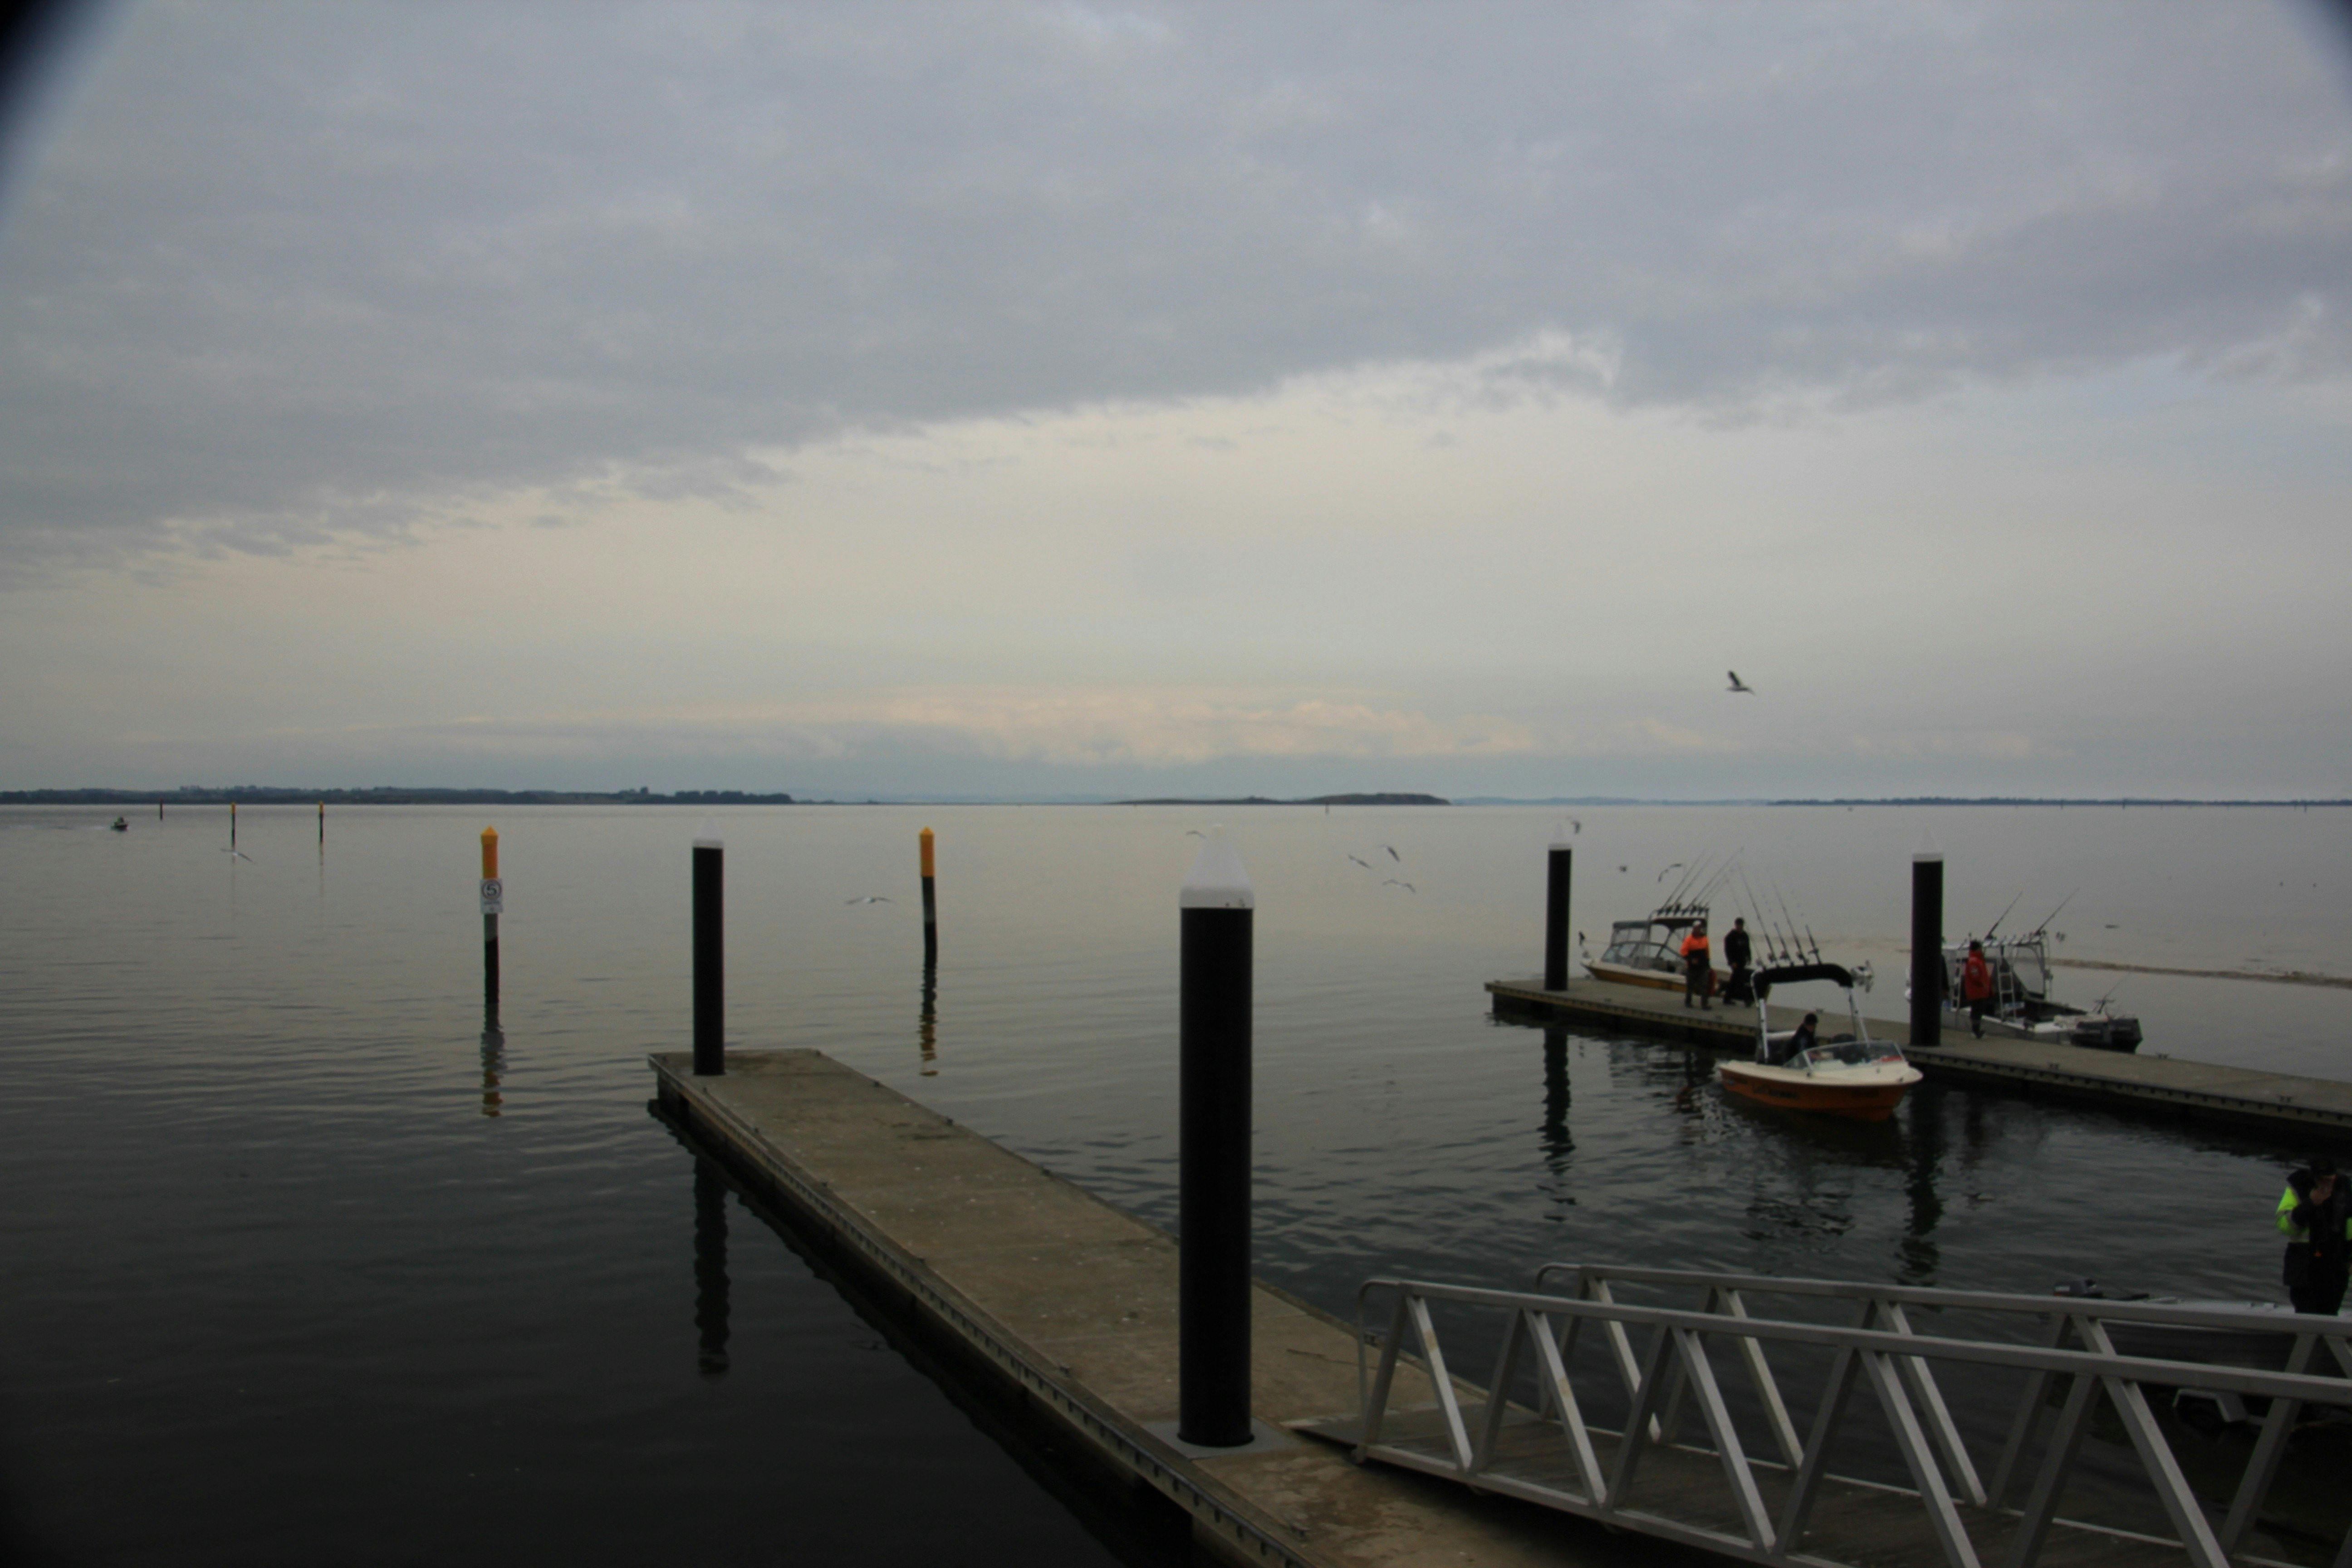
[919,826,939,965]
[480,827,503,1006]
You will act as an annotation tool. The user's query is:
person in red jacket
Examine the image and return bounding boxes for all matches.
[1959,940,1995,1038]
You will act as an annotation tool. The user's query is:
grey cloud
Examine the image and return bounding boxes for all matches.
[0,0,2347,566]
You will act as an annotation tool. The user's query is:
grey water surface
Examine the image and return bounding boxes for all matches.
[3,802,2346,1563]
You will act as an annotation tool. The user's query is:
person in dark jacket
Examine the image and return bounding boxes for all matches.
[1722,917,1754,1006]
[2278,1156,2351,1315]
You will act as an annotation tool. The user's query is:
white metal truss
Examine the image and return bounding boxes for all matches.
[1338,1263,2352,1568]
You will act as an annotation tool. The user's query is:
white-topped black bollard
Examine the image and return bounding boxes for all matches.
[693,830,725,1076]
[1179,826,1253,1448]
[1544,828,1574,991]
[1910,851,1943,1047]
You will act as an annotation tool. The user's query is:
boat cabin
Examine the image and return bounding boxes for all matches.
[1594,913,1704,980]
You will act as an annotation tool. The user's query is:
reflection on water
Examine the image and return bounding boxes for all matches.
[918,961,939,1077]
[1901,1088,1945,1284]
[694,1163,731,1378]
[1538,1028,1574,1221]
[479,1005,505,1118]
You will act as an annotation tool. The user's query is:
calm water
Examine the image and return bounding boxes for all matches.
[3,802,2347,1563]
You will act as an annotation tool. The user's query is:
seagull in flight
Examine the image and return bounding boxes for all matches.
[1383,846,1401,862]
[1656,862,1684,882]
[1347,853,1373,869]
[1727,671,1756,694]
[1185,829,1206,838]
[221,848,253,862]
[1382,879,1416,893]
[844,895,892,905]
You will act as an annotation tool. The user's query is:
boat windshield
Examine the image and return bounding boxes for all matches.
[1797,1041,1904,1070]
[1598,921,1681,973]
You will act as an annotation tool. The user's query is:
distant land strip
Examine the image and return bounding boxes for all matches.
[1114,792,1450,806]
[2052,958,2352,990]
[0,787,797,807]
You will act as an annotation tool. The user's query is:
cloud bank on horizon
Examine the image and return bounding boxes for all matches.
[1,1,2348,798]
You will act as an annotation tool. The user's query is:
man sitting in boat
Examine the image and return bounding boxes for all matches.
[1760,1012,1818,1066]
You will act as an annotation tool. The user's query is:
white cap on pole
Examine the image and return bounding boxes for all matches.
[695,819,724,850]
[1914,826,1941,862]
[1551,819,1575,851]
[1180,826,1254,910]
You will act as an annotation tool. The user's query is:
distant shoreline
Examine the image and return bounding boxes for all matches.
[2,789,2344,809]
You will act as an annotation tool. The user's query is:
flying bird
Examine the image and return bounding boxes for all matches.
[1382,879,1416,893]
[220,848,253,862]
[844,895,892,905]
[1656,862,1684,882]
[1617,865,1628,873]
[1727,671,1756,694]
[1347,854,1373,869]
[1383,846,1401,862]
[1185,829,1206,838]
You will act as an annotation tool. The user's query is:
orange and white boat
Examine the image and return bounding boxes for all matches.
[1718,962,1921,1122]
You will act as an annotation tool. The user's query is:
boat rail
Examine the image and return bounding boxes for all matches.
[1338,1262,2352,1568]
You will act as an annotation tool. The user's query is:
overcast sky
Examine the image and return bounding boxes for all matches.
[2,1,2348,799]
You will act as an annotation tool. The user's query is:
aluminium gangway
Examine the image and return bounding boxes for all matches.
[1296,1264,2352,1568]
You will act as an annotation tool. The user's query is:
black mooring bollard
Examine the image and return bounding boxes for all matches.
[919,826,938,965]
[1179,827,1254,1448]
[1910,851,1943,1047]
[693,833,725,1076]
[1544,833,1574,991]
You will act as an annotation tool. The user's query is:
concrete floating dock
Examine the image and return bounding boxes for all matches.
[1485,976,2352,1141]
[653,1049,1654,1568]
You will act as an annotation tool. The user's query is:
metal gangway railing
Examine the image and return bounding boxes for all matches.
[1329,1262,2352,1568]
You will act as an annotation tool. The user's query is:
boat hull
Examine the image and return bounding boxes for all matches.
[1719,1062,1918,1122]
[1585,959,1731,993]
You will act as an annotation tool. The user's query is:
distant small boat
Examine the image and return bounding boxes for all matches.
[109,817,128,832]
[1719,962,1921,1122]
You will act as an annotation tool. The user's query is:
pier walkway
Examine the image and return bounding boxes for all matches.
[654,1049,1646,1568]
[1485,978,2352,1141]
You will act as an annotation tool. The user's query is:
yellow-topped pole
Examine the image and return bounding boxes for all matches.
[480,827,503,1006]
[919,826,938,965]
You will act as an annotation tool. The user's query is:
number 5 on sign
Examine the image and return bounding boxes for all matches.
[480,878,504,914]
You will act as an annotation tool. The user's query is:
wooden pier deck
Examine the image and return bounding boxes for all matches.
[1485,976,2352,1141]
[653,1048,1668,1568]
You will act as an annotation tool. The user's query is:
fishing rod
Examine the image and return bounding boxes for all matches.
[1695,851,1744,911]
[2027,890,2077,939]
[1754,870,1799,964]
[1661,854,1710,916]
[1737,862,1784,961]
[1981,890,2025,942]
[1770,874,1807,965]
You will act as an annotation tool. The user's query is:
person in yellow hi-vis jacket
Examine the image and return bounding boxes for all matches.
[2277,1156,2350,1316]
